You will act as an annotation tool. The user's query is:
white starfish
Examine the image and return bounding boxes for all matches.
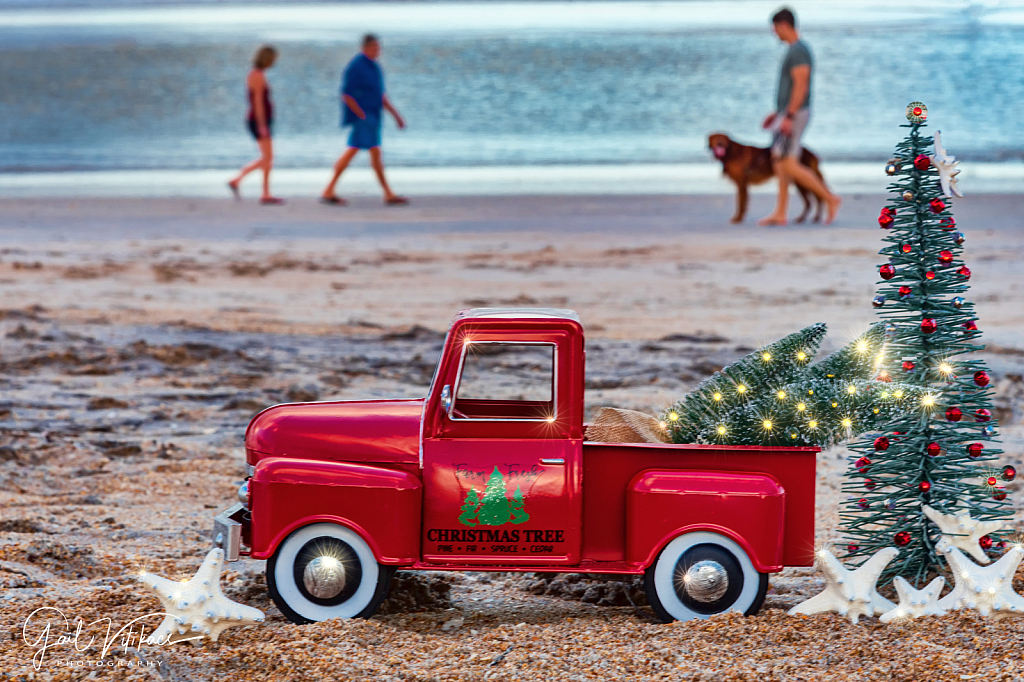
[138,548,264,646]
[923,501,1004,564]
[879,576,946,623]
[938,546,1024,619]
[788,548,897,623]
[929,131,963,199]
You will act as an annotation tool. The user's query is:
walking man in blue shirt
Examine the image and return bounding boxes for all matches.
[322,34,408,206]
[758,8,840,226]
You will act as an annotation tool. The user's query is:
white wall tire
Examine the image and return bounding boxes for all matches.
[267,523,394,624]
[644,531,768,623]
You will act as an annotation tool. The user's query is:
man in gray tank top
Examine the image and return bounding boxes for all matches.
[758,7,841,226]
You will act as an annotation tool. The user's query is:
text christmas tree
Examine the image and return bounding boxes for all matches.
[839,102,1015,585]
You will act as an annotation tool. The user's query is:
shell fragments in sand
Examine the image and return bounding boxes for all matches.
[788,548,897,623]
[138,548,265,645]
[923,501,1004,564]
[938,546,1024,619]
[879,576,946,623]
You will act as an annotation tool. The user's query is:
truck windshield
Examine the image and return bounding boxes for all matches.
[452,342,555,421]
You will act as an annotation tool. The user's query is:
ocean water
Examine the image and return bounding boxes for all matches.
[0,1,1022,172]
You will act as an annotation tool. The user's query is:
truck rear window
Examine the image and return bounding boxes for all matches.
[452,343,555,421]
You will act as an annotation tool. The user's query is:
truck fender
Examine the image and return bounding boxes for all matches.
[249,457,421,564]
[626,469,786,573]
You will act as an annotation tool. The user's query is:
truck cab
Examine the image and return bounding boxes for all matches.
[215,309,817,623]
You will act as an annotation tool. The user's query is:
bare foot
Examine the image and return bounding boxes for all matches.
[319,195,348,206]
[227,181,240,200]
[385,196,409,206]
[757,215,788,226]
[824,196,843,226]
[260,196,286,206]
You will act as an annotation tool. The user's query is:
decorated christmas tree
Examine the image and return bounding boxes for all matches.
[662,323,923,447]
[838,102,1014,585]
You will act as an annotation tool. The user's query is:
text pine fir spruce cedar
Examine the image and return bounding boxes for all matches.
[839,102,1013,585]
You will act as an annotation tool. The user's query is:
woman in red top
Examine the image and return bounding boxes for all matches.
[228,45,283,205]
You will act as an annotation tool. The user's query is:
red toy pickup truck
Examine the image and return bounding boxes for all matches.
[214,309,817,623]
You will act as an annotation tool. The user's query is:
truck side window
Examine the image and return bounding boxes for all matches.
[452,343,555,421]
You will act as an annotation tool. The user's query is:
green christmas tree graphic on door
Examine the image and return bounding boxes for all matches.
[458,466,531,527]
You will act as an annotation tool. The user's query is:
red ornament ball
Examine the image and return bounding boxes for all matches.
[901,243,913,254]
[975,409,992,422]
[878,213,894,229]
[925,270,936,280]
[974,370,990,387]
[879,264,895,279]
[898,285,912,298]
[940,217,956,230]
[930,198,946,214]
[926,442,941,457]
[902,360,916,372]
[855,456,872,473]
[938,250,954,264]
[918,480,931,492]
[946,406,963,422]
[864,478,876,490]
[987,476,998,487]
[874,436,890,451]
[894,531,911,546]
[921,318,937,334]
[993,488,1007,501]
[857,498,869,510]
[958,265,971,279]
[847,544,859,553]
[980,535,994,550]
[967,442,983,458]
[1002,465,1017,482]
[963,320,978,332]
[881,207,895,217]
[914,154,931,171]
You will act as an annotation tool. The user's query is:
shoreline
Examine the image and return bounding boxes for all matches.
[0,162,1022,198]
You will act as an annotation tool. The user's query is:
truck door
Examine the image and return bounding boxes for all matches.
[421,326,583,566]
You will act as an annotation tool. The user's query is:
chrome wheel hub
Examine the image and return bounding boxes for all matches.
[302,555,347,599]
[681,560,729,603]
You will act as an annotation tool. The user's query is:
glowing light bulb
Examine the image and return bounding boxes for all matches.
[762,352,772,362]
[668,411,679,421]
[847,385,857,395]
[831,401,839,408]
[659,421,666,429]
[921,395,936,407]
[716,425,727,435]
[855,339,869,354]
[762,419,773,430]
[712,392,723,402]
[881,391,890,399]
[809,420,819,429]
[873,408,880,414]
[776,390,787,400]
[736,384,747,394]
[808,389,814,396]
[796,403,806,412]
[797,351,808,361]
[939,362,953,374]
[894,390,904,398]
[842,417,853,428]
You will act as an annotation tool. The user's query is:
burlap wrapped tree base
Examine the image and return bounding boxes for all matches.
[584,407,669,444]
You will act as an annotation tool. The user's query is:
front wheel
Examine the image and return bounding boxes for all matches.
[644,531,768,623]
[267,523,394,624]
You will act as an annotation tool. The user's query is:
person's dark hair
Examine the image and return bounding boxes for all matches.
[362,33,379,48]
[253,45,278,69]
[772,7,796,27]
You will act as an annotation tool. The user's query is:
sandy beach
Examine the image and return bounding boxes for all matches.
[2,192,1024,680]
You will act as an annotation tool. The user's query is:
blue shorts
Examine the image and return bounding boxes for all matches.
[347,115,381,149]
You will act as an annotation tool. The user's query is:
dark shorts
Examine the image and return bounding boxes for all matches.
[347,115,381,149]
[247,118,273,141]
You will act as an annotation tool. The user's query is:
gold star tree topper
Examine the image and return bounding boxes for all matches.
[138,548,265,645]
[788,547,897,623]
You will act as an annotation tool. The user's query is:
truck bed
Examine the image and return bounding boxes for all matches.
[580,442,817,569]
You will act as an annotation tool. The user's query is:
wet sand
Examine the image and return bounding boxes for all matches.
[1,193,1023,680]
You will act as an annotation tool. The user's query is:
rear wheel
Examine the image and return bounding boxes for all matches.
[644,531,768,623]
[267,523,394,624]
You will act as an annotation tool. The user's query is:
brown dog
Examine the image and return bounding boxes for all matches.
[708,133,825,224]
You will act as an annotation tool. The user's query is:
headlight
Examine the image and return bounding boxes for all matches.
[237,481,250,505]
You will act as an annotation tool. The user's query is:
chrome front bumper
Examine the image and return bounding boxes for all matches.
[213,502,247,562]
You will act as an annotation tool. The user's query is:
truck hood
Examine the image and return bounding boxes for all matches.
[245,399,423,467]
